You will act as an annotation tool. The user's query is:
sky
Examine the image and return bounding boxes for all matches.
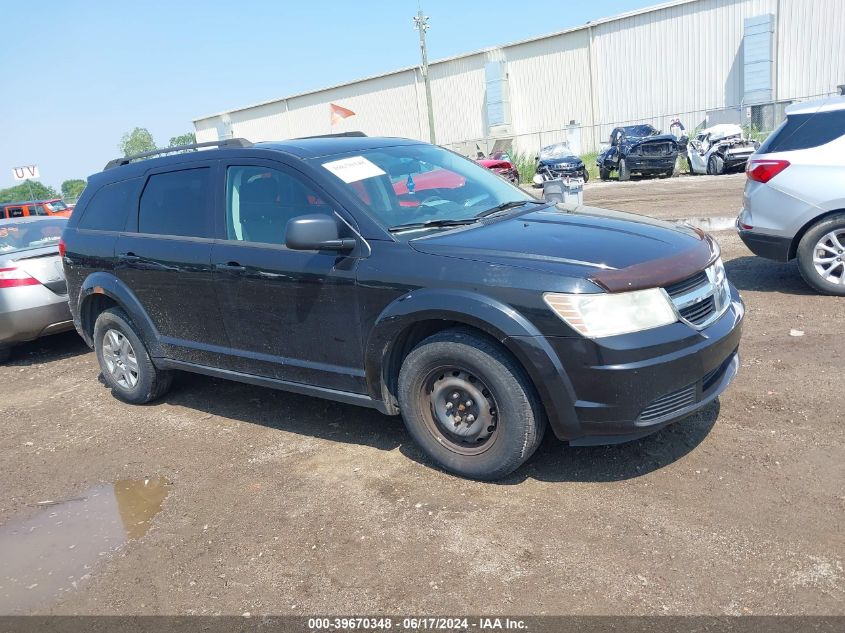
[0,0,660,191]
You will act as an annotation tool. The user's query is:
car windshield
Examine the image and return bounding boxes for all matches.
[45,200,68,211]
[318,144,536,232]
[0,219,66,254]
[620,125,659,138]
[538,143,576,160]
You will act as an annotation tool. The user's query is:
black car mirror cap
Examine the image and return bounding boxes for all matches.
[285,214,355,252]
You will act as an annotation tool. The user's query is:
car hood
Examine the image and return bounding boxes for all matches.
[409,204,718,292]
[626,133,678,147]
[538,156,583,167]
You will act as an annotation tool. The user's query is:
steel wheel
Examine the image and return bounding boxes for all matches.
[101,328,140,389]
[420,366,499,456]
[812,229,845,285]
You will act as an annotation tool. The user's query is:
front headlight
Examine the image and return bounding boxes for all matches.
[544,288,677,338]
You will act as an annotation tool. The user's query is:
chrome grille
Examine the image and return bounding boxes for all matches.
[664,262,731,330]
[637,384,697,424]
[665,271,708,298]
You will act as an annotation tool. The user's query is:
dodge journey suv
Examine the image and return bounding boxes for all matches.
[62,136,744,480]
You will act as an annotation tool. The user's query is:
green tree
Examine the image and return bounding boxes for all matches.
[119,127,156,158]
[61,179,87,200]
[0,181,59,204]
[168,132,196,147]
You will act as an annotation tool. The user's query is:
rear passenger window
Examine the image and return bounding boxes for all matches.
[79,179,139,231]
[758,110,845,153]
[139,168,212,238]
[32,205,48,216]
[7,207,23,218]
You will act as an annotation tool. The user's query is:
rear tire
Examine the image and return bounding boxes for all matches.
[618,158,631,181]
[687,157,695,174]
[599,167,611,181]
[581,168,590,183]
[0,347,10,364]
[796,214,845,296]
[94,307,173,404]
[397,328,546,480]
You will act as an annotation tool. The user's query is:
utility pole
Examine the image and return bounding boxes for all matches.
[414,10,436,144]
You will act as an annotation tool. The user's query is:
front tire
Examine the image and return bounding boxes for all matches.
[94,307,173,404]
[397,329,546,480]
[618,158,631,181]
[796,214,845,296]
[0,347,11,364]
[707,154,724,175]
[599,167,611,181]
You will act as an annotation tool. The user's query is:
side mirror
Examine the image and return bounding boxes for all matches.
[285,214,356,252]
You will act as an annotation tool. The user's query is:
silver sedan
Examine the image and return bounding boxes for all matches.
[0,216,74,363]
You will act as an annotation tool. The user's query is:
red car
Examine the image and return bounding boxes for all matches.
[476,158,520,185]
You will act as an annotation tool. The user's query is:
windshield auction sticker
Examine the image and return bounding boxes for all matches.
[322,155,386,183]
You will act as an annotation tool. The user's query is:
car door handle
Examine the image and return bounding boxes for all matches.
[214,262,246,273]
[119,252,141,263]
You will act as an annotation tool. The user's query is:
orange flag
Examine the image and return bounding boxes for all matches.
[330,103,356,125]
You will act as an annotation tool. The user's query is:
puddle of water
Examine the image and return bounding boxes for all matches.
[0,477,169,614]
[677,216,737,232]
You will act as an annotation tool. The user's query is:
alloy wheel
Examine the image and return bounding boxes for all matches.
[812,229,845,285]
[102,328,140,389]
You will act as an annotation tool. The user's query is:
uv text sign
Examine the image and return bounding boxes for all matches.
[12,165,40,181]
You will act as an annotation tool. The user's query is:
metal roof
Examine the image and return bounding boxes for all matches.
[193,0,700,123]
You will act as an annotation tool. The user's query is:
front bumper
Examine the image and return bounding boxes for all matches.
[624,156,677,172]
[507,285,744,444]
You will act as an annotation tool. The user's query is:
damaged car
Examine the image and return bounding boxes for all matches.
[476,156,520,185]
[532,142,589,187]
[597,124,678,181]
[687,124,759,175]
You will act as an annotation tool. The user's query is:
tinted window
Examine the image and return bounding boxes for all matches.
[32,204,47,216]
[7,207,24,218]
[225,166,333,245]
[79,178,139,231]
[139,168,211,238]
[758,110,845,153]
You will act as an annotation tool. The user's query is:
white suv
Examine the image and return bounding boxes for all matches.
[737,96,845,295]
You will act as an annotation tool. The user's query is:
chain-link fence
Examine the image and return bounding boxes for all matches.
[442,93,838,176]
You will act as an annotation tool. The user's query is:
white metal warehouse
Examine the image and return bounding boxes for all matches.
[193,0,845,158]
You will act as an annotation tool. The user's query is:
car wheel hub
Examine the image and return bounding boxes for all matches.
[102,328,139,389]
[423,368,498,455]
[812,229,845,285]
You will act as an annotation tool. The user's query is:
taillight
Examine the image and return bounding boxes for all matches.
[746,159,790,183]
[0,266,39,288]
[58,238,66,258]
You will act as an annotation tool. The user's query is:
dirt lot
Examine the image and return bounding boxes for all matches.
[1,173,842,616]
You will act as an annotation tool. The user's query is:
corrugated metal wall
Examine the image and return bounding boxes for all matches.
[195,0,845,154]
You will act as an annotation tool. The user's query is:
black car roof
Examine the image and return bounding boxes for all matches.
[255,136,423,159]
[90,136,426,186]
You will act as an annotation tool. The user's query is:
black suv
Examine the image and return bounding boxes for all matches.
[62,136,743,480]
[597,125,679,181]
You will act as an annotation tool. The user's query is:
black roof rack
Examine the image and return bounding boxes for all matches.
[104,138,253,170]
[293,131,368,140]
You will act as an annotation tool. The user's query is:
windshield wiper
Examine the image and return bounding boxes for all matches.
[388,218,479,233]
[475,199,545,218]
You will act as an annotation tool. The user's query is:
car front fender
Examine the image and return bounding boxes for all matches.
[364,288,580,437]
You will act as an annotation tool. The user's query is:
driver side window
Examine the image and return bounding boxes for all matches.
[226,166,333,245]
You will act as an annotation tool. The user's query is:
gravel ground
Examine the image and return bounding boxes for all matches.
[0,173,842,616]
